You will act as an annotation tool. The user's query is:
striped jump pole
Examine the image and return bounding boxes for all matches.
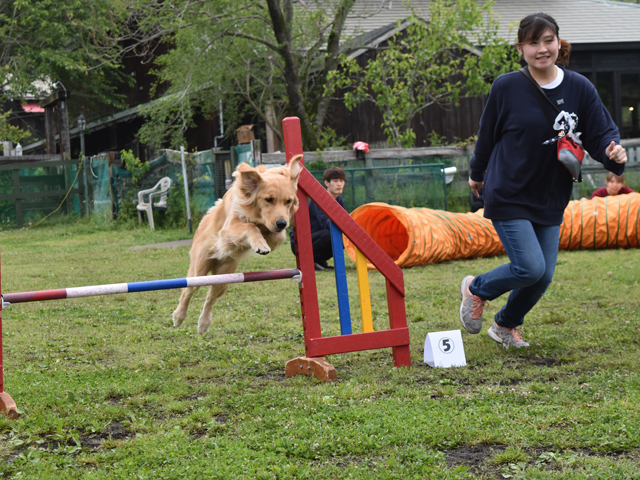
[2,269,301,306]
[0,267,301,418]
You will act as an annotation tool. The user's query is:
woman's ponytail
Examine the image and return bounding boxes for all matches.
[556,38,572,66]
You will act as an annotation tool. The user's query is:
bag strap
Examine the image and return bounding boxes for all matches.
[519,66,561,127]
[520,67,583,182]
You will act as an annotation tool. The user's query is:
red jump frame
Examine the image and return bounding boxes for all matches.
[0,252,18,419]
[283,117,411,380]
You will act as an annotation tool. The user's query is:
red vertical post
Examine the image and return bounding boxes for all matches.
[283,117,322,352]
[386,280,412,366]
[0,249,19,418]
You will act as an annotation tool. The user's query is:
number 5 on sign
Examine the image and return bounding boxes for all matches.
[424,330,466,368]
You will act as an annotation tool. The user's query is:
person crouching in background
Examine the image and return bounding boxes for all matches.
[590,172,635,199]
[290,167,348,271]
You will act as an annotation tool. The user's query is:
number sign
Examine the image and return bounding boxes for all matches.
[424,330,466,368]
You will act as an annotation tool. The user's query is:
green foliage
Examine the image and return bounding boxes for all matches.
[111,198,140,229]
[133,0,359,151]
[453,135,478,147]
[316,126,348,151]
[427,131,449,147]
[120,150,150,186]
[0,0,130,117]
[0,110,32,144]
[327,0,521,147]
[155,180,204,230]
[306,159,329,172]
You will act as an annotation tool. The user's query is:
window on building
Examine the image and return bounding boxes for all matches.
[620,73,640,138]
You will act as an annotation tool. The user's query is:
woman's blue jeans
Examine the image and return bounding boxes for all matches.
[469,219,560,329]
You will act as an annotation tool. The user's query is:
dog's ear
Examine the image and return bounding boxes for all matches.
[288,155,303,183]
[291,194,300,212]
[234,163,262,197]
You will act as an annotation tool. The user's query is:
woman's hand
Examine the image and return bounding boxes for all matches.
[606,141,628,164]
[469,178,484,198]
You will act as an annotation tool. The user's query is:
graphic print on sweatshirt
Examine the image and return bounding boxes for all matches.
[543,111,582,146]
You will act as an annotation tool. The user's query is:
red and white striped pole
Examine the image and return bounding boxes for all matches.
[0,264,301,419]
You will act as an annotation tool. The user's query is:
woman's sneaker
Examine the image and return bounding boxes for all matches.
[459,276,486,334]
[487,323,530,349]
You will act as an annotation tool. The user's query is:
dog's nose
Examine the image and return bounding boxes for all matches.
[275,219,287,231]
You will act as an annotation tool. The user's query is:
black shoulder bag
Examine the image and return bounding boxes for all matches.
[519,66,584,183]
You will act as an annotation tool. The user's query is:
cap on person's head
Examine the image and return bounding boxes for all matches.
[323,167,346,183]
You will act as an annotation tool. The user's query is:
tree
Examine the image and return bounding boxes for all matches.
[132,0,392,150]
[0,0,134,118]
[0,109,30,143]
[326,0,521,147]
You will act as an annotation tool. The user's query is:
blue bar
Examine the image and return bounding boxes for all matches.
[127,278,188,293]
[330,221,352,335]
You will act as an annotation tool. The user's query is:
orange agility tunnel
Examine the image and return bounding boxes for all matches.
[344,193,640,269]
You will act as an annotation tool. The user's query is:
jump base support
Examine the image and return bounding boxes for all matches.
[285,356,337,382]
[0,392,18,419]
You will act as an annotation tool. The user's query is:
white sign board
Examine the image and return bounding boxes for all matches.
[424,329,466,368]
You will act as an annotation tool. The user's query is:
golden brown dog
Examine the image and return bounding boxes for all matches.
[172,155,302,334]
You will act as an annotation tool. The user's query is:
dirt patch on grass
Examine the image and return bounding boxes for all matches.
[190,414,230,438]
[445,445,640,478]
[497,377,524,386]
[104,393,126,405]
[529,357,559,367]
[180,392,207,401]
[444,444,505,475]
[23,421,132,455]
[213,414,229,425]
[79,421,130,450]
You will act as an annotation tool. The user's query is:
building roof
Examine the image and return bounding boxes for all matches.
[343,0,640,50]
[22,104,141,153]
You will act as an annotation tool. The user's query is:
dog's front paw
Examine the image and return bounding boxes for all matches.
[172,309,187,327]
[251,238,271,255]
[197,314,212,335]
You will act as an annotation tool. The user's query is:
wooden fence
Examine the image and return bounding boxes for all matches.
[0,155,88,228]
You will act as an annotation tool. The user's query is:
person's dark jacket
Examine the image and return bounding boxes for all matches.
[289,196,347,244]
[470,68,623,225]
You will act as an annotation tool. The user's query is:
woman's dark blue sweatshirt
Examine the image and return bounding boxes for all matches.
[469,68,624,225]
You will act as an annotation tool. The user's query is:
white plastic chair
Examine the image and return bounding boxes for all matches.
[136,177,172,230]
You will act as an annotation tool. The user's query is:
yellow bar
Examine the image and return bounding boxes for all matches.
[355,247,374,333]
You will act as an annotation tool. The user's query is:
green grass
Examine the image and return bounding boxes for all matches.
[0,221,639,479]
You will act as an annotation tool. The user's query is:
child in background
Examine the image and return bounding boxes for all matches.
[590,172,635,199]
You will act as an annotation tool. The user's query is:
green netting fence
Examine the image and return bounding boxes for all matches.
[0,158,86,229]
[308,163,453,211]
[2,145,638,229]
[85,149,234,227]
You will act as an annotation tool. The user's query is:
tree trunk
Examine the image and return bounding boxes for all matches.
[266,0,319,150]
[314,0,355,137]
